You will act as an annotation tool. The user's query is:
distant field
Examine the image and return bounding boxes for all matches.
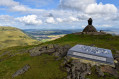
[23,29,81,42]
[0,26,40,50]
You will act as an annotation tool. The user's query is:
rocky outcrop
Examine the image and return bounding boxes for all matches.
[63,58,91,79]
[12,64,30,78]
[29,44,71,58]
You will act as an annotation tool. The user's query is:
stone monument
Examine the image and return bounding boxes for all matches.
[83,18,97,32]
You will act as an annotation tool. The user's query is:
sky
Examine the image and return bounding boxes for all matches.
[0,0,119,29]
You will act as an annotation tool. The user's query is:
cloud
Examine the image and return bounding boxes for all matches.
[11,5,28,12]
[60,0,95,11]
[0,0,19,6]
[16,15,42,25]
[0,0,118,29]
[22,0,54,7]
[95,24,112,27]
[60,0,118,14]
[0,0,45,12]
[85,3,118,14]
[0,0,29,12]
[56,18,63,22]
[46,17,55,23]
[0,15,16,26]
[68,16,79,22]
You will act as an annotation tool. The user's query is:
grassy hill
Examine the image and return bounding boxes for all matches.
[0,26,40,50]
[0,33,119,79]
[44,34,119,53]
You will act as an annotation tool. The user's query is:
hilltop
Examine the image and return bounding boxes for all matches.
[0,26,40,50]
[0,33,119,79]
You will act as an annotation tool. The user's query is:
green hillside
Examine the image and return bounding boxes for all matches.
[0,26,40,50]
[45,34,119,53]
[0,33,119,79]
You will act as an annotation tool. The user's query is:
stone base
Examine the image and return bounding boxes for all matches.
[73,32,107,35]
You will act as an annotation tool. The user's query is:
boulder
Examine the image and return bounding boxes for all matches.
[12,64,30,78]
[64,59,91,79]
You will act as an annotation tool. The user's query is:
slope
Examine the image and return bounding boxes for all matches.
[0,26,40,50]
[0,34,119,79]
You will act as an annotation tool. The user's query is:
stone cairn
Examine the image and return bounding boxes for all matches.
[83,18,97,32]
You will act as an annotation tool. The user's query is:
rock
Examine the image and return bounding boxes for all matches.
[67,75,71,79]
[12,64,30,78]
[47,44,54,49]
[113,54,119,59]
[101,65,119,77]
[90,44,95,47]
[29,44,71,57]
[115,63,119,71]
[64,59,91,79]
[116,51,119,54]
[53,45,71,58]
[96,66,104,76]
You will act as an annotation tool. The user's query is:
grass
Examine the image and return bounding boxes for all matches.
[0,26,40,50]
[1,33,119,79]
[0,54,67,79]
[86,66,118,79]
[44,34,119,54]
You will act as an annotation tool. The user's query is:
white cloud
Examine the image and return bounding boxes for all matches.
[60,0,95,11]
[0,15,16,26]
[85,3,118,14]
[0,0,19,6]
[16,15,42,25]
[23,0,54,7]
[46,17,55,23]
[11,5,28,12]
[60,0,118,14]
[101,24,112,27]
[0,0,28,12]
[95,24,112,27]
[68,16,79,22]
[56,18,63,22]
[0,0,118,29]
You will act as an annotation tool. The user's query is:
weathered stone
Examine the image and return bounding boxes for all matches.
[101,65,119,77]
[47,44,54,49]
[116,51,119,54]
[29,44,71,57]
[96,66,104,76]
[67,75,71,79]
[64,59,91,79]
[12,64,30,78]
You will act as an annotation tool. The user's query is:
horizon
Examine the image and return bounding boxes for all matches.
[0,0,119,29]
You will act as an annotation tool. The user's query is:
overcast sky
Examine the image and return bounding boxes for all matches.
[0,0,119,29]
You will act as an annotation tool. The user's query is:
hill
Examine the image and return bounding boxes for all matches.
[45,34,119,51]
[0,33,119,79]
[0,26,40,50]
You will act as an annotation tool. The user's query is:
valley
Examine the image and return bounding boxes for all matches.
[23,29,81,42]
